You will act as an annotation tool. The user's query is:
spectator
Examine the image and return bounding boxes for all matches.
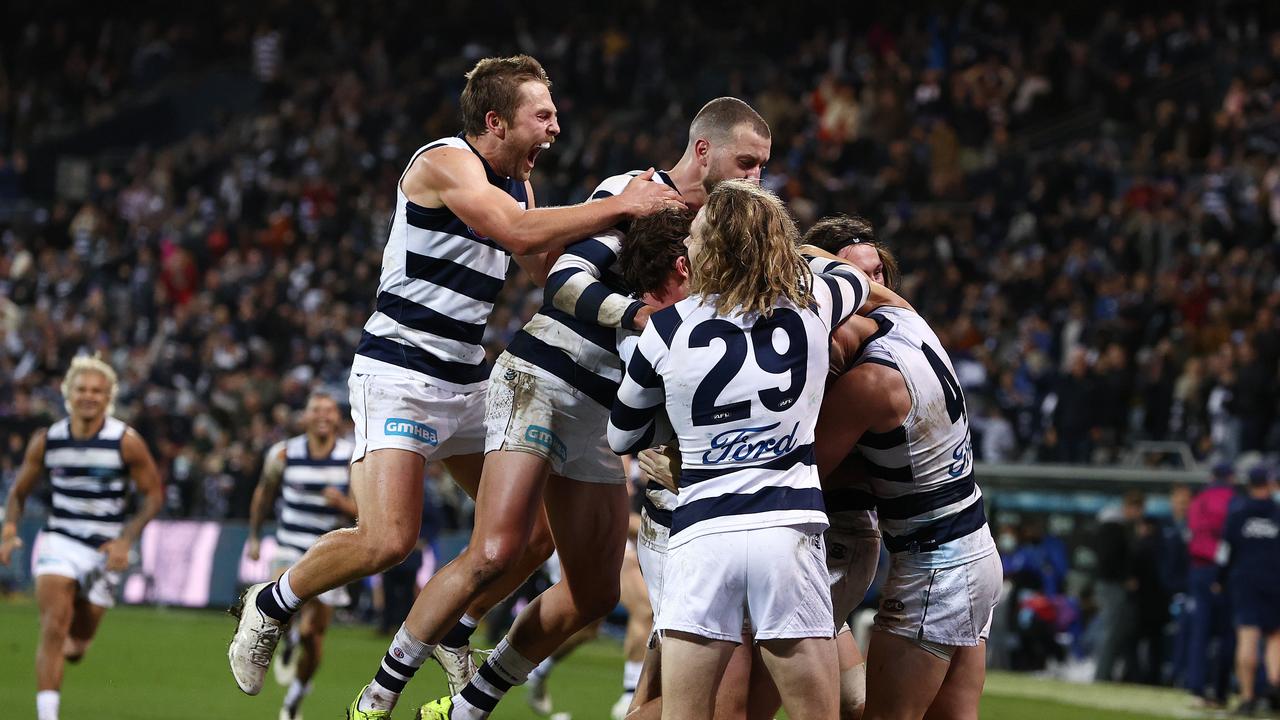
[1163,485,1193,687]
[1131,515,1171,685]
[1185,464,1239,707]
[1218,467,1280,714]
[1093,492,1144,682]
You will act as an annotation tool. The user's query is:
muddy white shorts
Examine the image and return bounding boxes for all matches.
[826,528,882,631]
[270,545,351,607]
[33,531,121,608]
[348,372,486,462]
[657,525,834,643]
[636,506,671,621]
[874,550,1002,648]
[483,354,624,484]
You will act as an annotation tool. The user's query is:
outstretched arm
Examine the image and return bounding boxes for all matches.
[510,181,553,287]
[412,151,683,255]
[0,430,46,566]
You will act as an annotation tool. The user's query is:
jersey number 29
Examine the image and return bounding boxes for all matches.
[689,309,808,426]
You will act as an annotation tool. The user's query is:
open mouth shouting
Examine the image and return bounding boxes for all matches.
[526,141,551,171]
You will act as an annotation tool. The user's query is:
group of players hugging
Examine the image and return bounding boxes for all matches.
[2,52,1000,720]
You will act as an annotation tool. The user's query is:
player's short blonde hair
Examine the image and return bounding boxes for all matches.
[690,179,813,317]
[61,354,119,416]
[461,55,552,137]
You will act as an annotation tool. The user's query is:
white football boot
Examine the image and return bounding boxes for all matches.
[227,582,286,695]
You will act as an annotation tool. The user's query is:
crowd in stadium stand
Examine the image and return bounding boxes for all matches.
[2,4,1280,514]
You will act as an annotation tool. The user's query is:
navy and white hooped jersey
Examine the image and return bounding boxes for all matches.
[352,135,528,393]
[504,170,679,408]
[610,258,869,548]
[274,435,355,554]
[43,417,131,548]
[618,333,676,532]
[851,305,994,569]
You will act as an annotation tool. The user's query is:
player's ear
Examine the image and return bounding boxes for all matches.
[486,110,506,139]
[694,138,711,165]
[674,255,691,282]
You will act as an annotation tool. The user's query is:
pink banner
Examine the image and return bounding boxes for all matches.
[123,521,221,607]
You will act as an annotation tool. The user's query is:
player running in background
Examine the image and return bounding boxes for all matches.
[226,53,681,700]
[0,355,164,720]
[245,391,357,720]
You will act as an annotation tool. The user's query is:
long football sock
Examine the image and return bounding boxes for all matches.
[451,637,538,720]
[358,624,434,712]
[36,690,59,720]
[255,569,302,623]
[440,613,480,650]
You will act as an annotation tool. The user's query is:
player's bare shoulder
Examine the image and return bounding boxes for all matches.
[401,144,481,208]
[24,427,49,461]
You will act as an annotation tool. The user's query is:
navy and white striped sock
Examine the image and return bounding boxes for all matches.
[254,570,301,623]
[452,637,538,720]
[440,613,480,650]
[358,624,434,712]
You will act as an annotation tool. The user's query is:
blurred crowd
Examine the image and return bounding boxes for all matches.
[996,464,1280,710]
[3,2,1280,518]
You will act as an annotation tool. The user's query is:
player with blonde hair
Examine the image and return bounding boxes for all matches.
[609,181,879,720]
[1,354,164,720]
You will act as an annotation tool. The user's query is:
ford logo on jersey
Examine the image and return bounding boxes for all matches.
[383,418,439,446]
[702,422,799,464]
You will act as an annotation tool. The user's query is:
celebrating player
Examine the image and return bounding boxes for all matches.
[226,53,682,699]
[609,181,875,720]
[632,215,903,720]
[813,267,1001,720]
[0,355,164,720]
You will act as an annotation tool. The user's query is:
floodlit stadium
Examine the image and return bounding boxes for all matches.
[3,2,1280,719]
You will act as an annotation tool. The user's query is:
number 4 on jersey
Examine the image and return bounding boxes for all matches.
[921,342,966,423]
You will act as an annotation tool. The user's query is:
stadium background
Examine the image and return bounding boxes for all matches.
[4,0,1280,717]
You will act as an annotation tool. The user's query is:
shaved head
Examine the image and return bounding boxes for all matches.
[688,97,770,147]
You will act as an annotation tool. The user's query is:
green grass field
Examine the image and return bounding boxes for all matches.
[0,602,1211,719]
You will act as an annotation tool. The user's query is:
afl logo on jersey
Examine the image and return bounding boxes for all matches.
[467,226,490,241]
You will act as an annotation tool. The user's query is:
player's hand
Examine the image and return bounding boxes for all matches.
[618,168,685,218]
[100,538,131,572]
[323,486,346,507]
[638,446,681,495]
[633,304,656,331]
[0,534,23,566]
[246,536,261,562]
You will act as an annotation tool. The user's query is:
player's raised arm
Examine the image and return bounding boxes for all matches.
[0,429,46,566]
[101,429,164,571]
[417,153,681,256]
